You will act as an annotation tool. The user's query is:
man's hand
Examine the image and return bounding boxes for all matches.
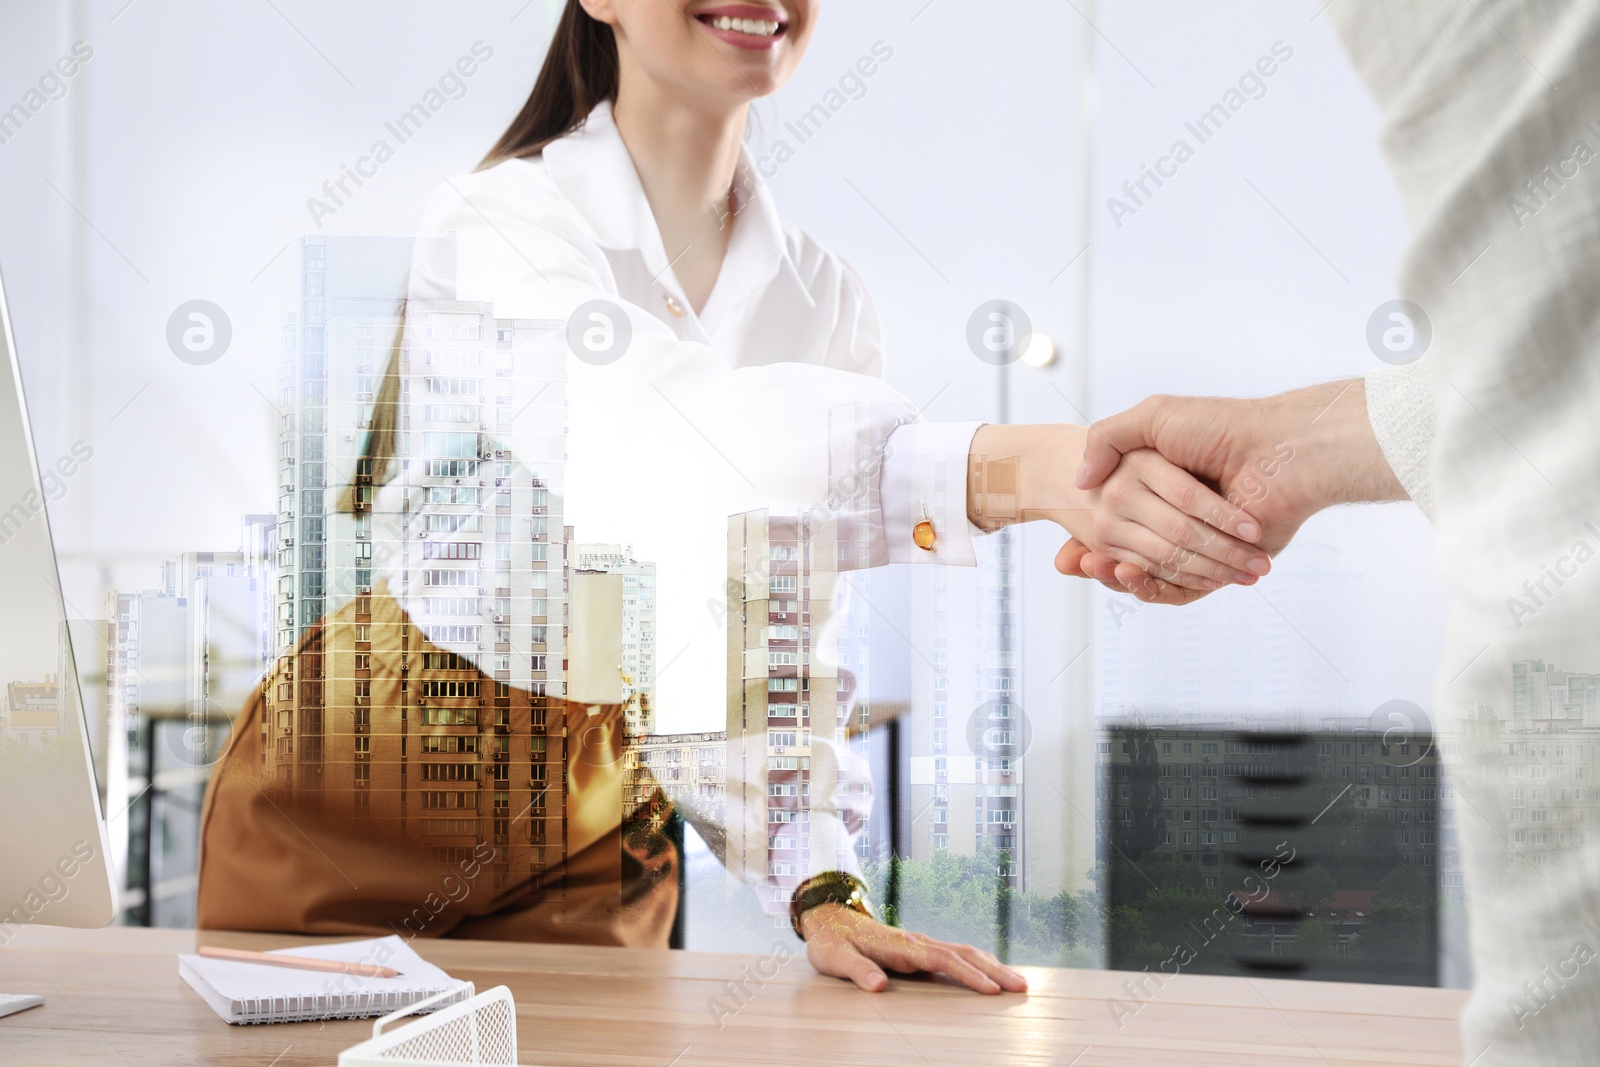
[1059,380,1406,603]
[969,423,1267,595]
[800,903,1028,995]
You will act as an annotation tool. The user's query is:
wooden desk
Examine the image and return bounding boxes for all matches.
[0,926,1466,1066]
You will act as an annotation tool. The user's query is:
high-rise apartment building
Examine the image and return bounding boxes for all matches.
[969,528,1024,883]
[574,543,657,734]
[902,534,1028,884]
[725,509,858,915]
[1483,715,1600,860]
[891,541,1033,895]
[1511,659,1600,729]
[264,234,574,894]
[275,235,415,652]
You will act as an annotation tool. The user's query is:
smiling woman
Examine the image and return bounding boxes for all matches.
[197,0,1263,1005]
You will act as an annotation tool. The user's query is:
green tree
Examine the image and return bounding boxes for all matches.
[1277,864,1338,916]
[1358,899,1431,963]
[1095,852,1208,906]
[1046,888,1099,953]
[1295,916,1341,961]
[864,847,1099,966]
[1105,904,1150,963]
[1375,864,1434,906]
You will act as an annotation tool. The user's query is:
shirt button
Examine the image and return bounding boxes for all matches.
[663,294,685,318]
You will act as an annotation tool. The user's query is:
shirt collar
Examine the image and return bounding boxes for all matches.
[541,100,663,256]
[541,101,791,327]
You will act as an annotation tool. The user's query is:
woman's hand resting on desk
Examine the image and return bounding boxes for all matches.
[799,904,1029,995]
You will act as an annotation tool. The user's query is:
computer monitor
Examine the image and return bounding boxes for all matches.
[0,265,117,944]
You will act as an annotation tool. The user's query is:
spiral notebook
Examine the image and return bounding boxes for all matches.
[178,935,468,1025]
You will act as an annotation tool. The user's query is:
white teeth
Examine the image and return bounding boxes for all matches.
[708,14,780,36]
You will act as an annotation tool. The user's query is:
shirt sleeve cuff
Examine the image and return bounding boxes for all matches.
[1365,363,1437,523]
[882,421,986,566]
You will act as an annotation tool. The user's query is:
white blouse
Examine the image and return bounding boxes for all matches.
[399,101,980,717]
[387,101,983,887]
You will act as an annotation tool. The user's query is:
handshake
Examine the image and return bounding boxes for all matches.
[967,379,1408,603]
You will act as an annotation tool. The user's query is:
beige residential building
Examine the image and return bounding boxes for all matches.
[725,509,861,914]
[575,544,657,734]
[623,731,726,820]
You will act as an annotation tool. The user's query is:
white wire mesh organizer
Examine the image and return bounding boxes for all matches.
[338,983,523,1067]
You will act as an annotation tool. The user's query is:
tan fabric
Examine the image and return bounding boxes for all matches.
[196,585,677,948]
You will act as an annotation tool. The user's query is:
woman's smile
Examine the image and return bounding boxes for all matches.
[691,3,790,50]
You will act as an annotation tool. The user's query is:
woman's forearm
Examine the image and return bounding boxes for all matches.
[966,423,1092,533]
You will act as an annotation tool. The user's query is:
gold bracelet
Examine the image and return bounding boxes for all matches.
[789,871,874,940]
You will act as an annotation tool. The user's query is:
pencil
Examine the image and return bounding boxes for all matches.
[197,945,401,979]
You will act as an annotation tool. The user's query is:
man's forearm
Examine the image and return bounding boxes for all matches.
[1268,378,1408,511]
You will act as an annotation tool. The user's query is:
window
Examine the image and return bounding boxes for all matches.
[424,625,481,645]
[421,652,473,671]
[421,736,477,754]
[420,763,478,782]
[427,312,482,339]
[424,568,479,588]
[427,485,479,506]
[422,680,480,698]
[421,791,478,809]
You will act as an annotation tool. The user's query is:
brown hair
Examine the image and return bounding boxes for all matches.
[344,2,617,510]
[479,0,619,168]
